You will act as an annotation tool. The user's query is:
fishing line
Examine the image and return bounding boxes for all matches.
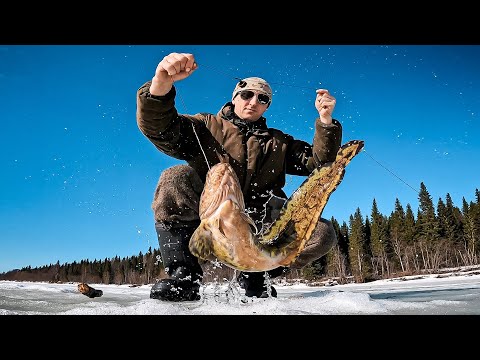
[172,75,211,170]
[175,62,324,176]
[362,148,419,194]
[177,62,420,195]
[202,64,421,195]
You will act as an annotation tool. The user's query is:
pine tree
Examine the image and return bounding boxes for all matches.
[437,198,448,239]
[445,193,463,245]
[462,197,478,265]
[417,182,441,270]
[472,190,480,251]
[404,204,416,245]
[102,260,112,284]
[390,198,407,273]
[369,199,390,278]
[339,221,350,263]
[325,217,349,282]
[437,196,461,268]
[417,182,440,243]
[348,208,371,282]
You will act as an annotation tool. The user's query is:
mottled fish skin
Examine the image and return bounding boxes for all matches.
[189,140,365,271]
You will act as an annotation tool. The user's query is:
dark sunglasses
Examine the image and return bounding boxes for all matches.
[238,90,270,105]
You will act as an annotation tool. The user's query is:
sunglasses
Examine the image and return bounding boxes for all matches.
[237,90,270,105]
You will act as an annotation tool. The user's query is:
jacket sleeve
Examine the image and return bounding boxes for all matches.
[285,118,343,175]
[136,81,204,161]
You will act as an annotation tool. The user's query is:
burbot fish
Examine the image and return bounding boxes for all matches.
[78,283,103,298]
[189,140,364,271]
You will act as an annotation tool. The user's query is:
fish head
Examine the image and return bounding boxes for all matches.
[78,283,90,294]
[199,162,245,220]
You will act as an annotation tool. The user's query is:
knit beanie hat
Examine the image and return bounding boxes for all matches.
[232,77,272,102]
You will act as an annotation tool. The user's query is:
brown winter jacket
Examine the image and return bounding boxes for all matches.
[136,81,342,217]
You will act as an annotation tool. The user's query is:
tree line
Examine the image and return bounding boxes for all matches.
[1,183,479,285]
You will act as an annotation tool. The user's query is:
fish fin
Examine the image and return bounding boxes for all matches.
[209,218,237,257]
[215,217,226,237]
[229,201,257,234]
[259,219,296,247]
[189,220,215,261]
[212,218,231,242]
[239,211,258,235]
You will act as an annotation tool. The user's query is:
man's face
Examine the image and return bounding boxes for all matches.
[232,90,270,122]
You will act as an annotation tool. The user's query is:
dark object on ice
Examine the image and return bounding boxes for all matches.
[78,283,103,298]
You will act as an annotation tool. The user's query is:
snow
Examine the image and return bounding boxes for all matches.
[2,269,480,315]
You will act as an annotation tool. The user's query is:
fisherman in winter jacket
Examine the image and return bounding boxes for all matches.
[136,52,342,301]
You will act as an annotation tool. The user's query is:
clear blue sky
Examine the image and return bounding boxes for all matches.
[1,45,479,274]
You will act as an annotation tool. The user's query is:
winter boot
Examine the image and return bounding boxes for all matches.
[150,223,203,302]
[238,267,287,298]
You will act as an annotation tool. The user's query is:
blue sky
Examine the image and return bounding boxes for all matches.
[1,45,479,274]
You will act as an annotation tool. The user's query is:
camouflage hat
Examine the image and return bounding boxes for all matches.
[232,77,272,102]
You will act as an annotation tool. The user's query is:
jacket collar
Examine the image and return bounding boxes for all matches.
[218,102,268,132]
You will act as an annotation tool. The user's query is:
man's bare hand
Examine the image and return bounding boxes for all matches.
[315,89,336,125]
[150,53,198,96]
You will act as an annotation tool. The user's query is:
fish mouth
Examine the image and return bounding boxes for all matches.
[199,163,245,219]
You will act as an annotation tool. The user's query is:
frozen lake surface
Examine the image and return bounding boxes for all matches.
[2,269,480,315]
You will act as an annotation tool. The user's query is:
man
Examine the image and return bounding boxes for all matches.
[136,52,342,302]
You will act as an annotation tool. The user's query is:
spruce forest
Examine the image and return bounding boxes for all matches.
[1,182,479,285]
